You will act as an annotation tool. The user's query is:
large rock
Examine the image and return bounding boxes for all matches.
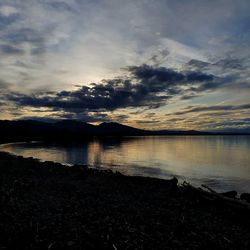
[240,193,250,203]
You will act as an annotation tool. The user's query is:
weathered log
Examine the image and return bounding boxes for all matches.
[221,190,237,199]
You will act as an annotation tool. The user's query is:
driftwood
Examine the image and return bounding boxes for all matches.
[202,185,238,199]
[201,184,217,193]
[183,182,250,211]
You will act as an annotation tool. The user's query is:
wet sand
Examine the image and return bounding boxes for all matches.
[0,151,250,249]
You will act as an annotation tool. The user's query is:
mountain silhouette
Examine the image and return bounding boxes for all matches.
[55,120,96,133]
[96,122,145,135]
[1,119,247,143]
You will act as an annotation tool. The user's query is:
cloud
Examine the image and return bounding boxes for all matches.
[136,120,160,124]
[48,111,110,123]
[186,59,211,70]
[163,107,250,132]
[7,64,218,113]
[0,5,19,16]
[127,64,215,94]
[214,57,246,70]
[129,64,214,82]
[113,114,130,122]
[0,44,24,55]
[0,4,20,27]
[148,48,169,66]
[214,118,250,127]
[1,0,250,94]
[187,56,248,72]
[172,103,250,116]
[0,12,20,29]
[45,1,77,13]
[0,0,250,130]
[4,28,45,50]
[8,79,169,111]
[0,79,11,90]
[180,94,200,100]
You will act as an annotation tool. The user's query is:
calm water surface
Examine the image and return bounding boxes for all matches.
[1,136,250,193]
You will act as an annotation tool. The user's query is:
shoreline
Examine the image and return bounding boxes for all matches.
[0,151,250,249]
[1,149,249,204]
[1,139,250,195]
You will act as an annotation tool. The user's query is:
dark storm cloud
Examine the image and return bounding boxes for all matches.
[7,64,219,112]
[129,64,214,84]
[8,80,170,111]
[127,64,215,95]
[173,104,250,115]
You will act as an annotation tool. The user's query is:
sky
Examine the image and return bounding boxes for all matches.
[0,0,250,131]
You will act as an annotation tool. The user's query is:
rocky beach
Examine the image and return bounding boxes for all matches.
[0,151,250,249]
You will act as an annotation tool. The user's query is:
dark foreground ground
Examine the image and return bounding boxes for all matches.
[0,152,250,250]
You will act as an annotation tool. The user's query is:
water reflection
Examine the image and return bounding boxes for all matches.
[1,136,250,193]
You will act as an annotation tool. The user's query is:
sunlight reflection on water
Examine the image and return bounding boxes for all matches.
[1,136,250,193]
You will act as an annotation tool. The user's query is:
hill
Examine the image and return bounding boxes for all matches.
[0,119,232,143]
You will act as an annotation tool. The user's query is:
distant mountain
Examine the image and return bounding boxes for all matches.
[0,120,96,142]
[0,119,248,143]
[151,129,211,135]
[96,122,145,135]
[55,120,96,133]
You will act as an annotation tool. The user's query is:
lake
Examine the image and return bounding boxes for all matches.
[1,136,250,193]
